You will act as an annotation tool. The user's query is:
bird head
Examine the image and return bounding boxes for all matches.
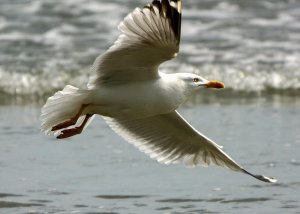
[176,73,225,93]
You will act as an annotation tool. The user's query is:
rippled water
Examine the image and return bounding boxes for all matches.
[1,0,300,96]
[0,98,300,213]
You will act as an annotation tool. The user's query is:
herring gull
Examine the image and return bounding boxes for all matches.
[41,0,276,183]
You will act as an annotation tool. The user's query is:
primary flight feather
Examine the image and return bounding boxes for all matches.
[41,0,277,183]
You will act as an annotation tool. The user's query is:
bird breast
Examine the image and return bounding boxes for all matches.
[89,79,187,118]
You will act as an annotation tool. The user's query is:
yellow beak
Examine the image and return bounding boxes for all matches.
[206,80,225,89]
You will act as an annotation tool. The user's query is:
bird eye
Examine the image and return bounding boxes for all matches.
[193,78,199,83]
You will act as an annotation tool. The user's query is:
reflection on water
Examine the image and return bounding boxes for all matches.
[0,201,43,209]
[0,192,296,213]
[0,193,23,198]
[95,195,148,199]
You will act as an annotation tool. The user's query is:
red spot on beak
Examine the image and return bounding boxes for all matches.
[206,81,225,89]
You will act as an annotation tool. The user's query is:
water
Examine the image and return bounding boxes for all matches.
[0,98,300,213]
[0,0,300,96]
[1,0,300,213]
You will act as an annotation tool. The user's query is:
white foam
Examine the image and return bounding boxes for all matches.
[43,28,72,48]
[23,0,42,14]
[250,13,295,27]
[1,0,300,97]
[1,62,300,96]
[163,64,300,92]
[213,2,240,12]
[0,67,89,96]
[0,17,7,30]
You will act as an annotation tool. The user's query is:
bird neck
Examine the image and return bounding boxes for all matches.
[160,72,192,102]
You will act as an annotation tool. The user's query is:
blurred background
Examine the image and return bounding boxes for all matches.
[0,0,299,213]
[1,0,300,100]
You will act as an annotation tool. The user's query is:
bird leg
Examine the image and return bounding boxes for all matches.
[57,114,93,139]
[51,104,89,131]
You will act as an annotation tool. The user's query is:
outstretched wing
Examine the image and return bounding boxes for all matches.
[103,111,277,183]
[88,0,182,87]
[104,111,243,170]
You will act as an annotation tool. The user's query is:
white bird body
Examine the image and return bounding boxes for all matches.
[41,0,277,183]
[86,73,190,118]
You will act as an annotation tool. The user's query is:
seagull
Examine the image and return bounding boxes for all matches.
[41,0,276,183]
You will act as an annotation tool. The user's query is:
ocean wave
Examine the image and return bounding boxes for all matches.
[1,64,299,97]
[169,64,300,92]
[1,0,300,98]
[0,67,90,96]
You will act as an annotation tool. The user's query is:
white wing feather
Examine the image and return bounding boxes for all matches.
[103,111,277,183]
[103,111,244,171]
[88,0,182,87]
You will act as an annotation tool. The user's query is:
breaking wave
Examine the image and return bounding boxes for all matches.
[1,64,299,97]
[1,0,300,98]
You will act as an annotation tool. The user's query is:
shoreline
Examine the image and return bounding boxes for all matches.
[1,89,300,106]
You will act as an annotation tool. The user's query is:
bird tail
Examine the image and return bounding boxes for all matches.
[41,85,93,135]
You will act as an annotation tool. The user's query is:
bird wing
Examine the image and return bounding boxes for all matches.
[103,110,244,171]
[88,0,182,87]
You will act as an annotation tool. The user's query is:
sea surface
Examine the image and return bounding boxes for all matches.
[0,0,300,213]
[1,0,300,96]
[1,98,300,213]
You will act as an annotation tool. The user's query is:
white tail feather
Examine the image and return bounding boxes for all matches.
[41,85,91,135]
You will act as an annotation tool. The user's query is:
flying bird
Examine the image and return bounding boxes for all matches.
[41,0,276,183]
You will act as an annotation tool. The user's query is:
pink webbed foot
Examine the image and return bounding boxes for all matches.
[51,119,76,131]
[56,127,82,139]
[51,104,89,132]
[56,114,93,139]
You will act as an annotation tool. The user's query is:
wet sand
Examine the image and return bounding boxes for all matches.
[0,95,299,213]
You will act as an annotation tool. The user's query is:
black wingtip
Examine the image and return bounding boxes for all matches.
[147,0,182,44]
[243,169,277,183]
